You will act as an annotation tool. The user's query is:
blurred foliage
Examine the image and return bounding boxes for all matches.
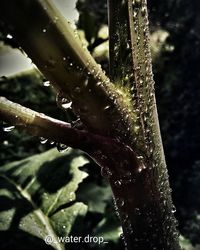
[76,0,107,46]
[0,0,200,249]
[0,148,121,250]
[0,148,88,250]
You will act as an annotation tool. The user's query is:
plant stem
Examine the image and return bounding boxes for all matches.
[0,97,88,149]
[0,0,132,138]
[108,0,181,249]
[0,97,141,170]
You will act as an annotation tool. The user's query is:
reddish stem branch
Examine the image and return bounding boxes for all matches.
[0,97,141,171]
[0,97,87,149]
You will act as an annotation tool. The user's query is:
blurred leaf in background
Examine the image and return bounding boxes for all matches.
[0,148,89,250]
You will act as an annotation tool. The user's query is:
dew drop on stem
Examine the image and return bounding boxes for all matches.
[116,198,125,207]
[171,205,176,213]
[61,101,72,109]
[6,34,13,39]
[114,180,122,187]
[74,86,81,94]
[104,105,110,110]
[3,126,15,132]
[96,81,102,86]
[135,207,141,215]
[43,80,50,87]
[56,92,72,110]
[101,166,112,179]
[141,6,146,16]
[40,137,48,144]
[56,143,69,153]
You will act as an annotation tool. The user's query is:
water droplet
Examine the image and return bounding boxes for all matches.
[104,105,110,110]
[101,166,113,178]
[43,80,50,87]
[40,137,48,144]
[134,125,140,133]
[62,101,72,109]
[74,86,81,94]
[62,225,66,229]
[69,192,74,201]
[136,155,144,160]
[56,143,69,153]
[6,34,13,39]
[114,180,122,187]
[3,140,9,145]
[83,78,89,87]
[96,81,102,86]
[135,207,141,215]
[138,167,143,173]
[141,6,146,16]
[116,198,125,207]
[3,126,15,132]
[171,205,176,213]
[53,16,58,23]
[56,93,72,110]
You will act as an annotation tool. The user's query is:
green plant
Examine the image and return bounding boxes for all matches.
[0,0,181,249]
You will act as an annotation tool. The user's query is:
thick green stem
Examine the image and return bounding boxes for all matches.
[108,0,181,249]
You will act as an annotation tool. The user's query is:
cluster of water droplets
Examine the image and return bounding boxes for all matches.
[120,233,128,250]
[108,2,180,247]
[39,137,69,153]
[122,0,156,162]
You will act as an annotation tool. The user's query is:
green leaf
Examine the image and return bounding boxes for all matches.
[77,183,112,214]
[94,217,122,243]
[179,235,200,250]
[0,148,89,250]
